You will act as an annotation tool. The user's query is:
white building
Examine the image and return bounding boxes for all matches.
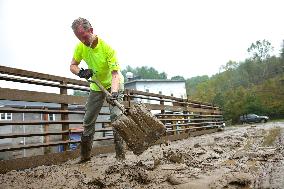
[124,79,187,104]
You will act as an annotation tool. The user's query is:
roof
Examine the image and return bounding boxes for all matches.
[0,100,83,109]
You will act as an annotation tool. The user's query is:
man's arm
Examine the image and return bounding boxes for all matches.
[70,58,81,75]
[111,70,120,93]
[70,59,93,79]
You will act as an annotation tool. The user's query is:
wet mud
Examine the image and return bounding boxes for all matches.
[1,122,284,189]
[112,103,166,155]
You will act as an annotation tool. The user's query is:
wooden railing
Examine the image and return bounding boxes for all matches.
[0,65,223,164]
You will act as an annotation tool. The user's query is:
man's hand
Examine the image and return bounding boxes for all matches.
[106,92,118,105]
[77,68,93,79]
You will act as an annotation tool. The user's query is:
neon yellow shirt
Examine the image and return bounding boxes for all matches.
[73,38,123,91]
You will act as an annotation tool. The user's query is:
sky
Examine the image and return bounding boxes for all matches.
[1,0,284,81]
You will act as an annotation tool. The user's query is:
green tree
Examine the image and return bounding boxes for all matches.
[171,75,185,80]
[189,44,284,123]
[223,86,248,122]
[280,40,284,60]
[247,39,274,61]
[159,72,168,79]
[121,65,136,78]
[219,60,239,72]
[186,75,209,97]
[73,90,89,96]
[122,66,167,79]
[122,40,284,123]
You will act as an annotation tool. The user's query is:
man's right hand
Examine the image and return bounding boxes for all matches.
[77,68,93,79]
[106,92,118,105]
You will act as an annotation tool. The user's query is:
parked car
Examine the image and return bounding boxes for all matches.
[240,114,269,124]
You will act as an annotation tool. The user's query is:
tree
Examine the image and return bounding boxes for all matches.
[247,39,274,61]
[73,90,89,96]
[280,40,284,60]
[122,66,167,79]
[121,65,135,79]
[171,75,185,80]
[185,75,209,97]
[159,72,168,79]
[219,60,239,72]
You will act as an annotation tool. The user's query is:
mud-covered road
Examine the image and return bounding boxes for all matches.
[1,121,284,189]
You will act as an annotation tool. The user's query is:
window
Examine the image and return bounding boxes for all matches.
[6,113,12,120]
[248,114,257,118]
[48,114,55,121]
[0,113,12,120]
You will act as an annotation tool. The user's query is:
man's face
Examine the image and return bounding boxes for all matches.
[74,25,93,46]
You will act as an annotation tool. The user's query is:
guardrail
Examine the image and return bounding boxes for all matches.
[0,65,223,172]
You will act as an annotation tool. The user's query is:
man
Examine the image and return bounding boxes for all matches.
[70,17,125,163]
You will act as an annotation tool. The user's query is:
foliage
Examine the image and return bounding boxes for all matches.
[219,60,239,72]
[73,90,89,96]
[281,40,284,60]
[185,75,209,97]
[170,75,185,80]
[118,39,284,123]
[247,39,274,61]
[189,40,284,123]
[121,65,167,80]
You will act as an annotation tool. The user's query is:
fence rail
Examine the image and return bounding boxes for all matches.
[0,65,223,160]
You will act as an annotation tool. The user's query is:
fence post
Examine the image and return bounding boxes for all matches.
[159,96,165,124]
[124,89,131,109]
[60,81,69,151]
[182,99,189,134]
[159,95,170,144]
[43,107,50,154]
[170,94,178,135]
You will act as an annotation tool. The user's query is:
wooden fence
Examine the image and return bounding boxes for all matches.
[0,65,223,172]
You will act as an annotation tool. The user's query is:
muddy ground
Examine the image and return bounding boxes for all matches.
[1,121,284,189]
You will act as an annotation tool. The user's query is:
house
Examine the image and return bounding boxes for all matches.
[0,100,110,160]
[124,79,187,104]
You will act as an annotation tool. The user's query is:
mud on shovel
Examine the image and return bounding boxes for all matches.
[88,79,166,155]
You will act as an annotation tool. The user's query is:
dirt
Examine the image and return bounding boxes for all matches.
[112,103,166,155]
[1,121,284,189]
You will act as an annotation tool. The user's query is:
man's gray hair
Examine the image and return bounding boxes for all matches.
[71,17,92,31]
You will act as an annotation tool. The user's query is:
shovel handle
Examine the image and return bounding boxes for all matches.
[88,79,126,113]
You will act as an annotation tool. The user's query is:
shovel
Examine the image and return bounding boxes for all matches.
[88,79,166,155]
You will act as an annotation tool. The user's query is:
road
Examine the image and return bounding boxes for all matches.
[1,121,284,189]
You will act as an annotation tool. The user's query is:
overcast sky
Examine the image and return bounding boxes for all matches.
[1,0,284,80]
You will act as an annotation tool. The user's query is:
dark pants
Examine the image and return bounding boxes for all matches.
[82,89,125,158]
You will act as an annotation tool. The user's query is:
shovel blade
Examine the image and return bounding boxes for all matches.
[111,103,166,155]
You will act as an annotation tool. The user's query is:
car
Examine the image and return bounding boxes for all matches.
[240,114,269,124]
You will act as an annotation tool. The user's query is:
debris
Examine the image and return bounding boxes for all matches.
[1,122,284,189]
[166,174,185,185]
[163,149,184,163]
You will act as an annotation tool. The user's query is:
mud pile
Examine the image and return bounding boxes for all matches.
[1,122,284,189]
[112,103,166,155]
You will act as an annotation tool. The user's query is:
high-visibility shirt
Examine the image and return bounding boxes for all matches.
[73,38,124,91]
